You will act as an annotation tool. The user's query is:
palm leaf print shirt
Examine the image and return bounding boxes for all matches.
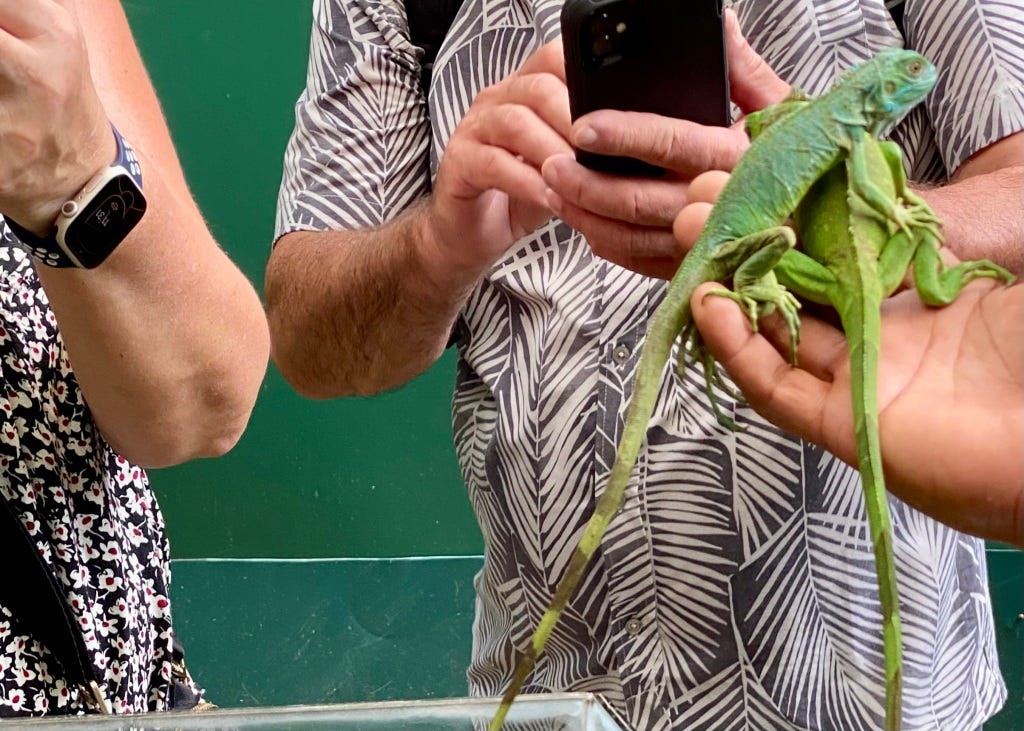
[276,1,1023,729]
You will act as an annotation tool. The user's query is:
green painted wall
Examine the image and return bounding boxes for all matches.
[123,2,1021,727]
[123,0,483,559]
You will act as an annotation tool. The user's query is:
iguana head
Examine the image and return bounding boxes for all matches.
[859,48,937,136]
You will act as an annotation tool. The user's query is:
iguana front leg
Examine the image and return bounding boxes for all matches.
[845,135,940,240]
[694,226,802,429]
[705,226,803,362]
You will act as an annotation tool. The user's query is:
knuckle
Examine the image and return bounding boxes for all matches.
[626,188,646,222]
[661,125,690,161]
[473,84,501,108]
[527,71,565,96]
[508,72,565,113]
[489,104,530,138]
[46,3,77,40]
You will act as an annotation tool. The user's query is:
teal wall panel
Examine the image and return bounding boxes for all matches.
[988,549,1023,729]
[170,558,478,706]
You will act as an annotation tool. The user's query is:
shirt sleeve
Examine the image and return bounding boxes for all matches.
[907,0,1024,171]
[274,0,432,241]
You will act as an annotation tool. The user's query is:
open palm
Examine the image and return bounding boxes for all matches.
[692,280,1024,547]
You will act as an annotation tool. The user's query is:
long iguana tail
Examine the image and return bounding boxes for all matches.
[487,271,701,731]
[836,286,902,731]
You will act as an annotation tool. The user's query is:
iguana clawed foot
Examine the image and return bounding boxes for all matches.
[891,197,941,241]
[687,275,804,431]
[707,275,803,363]
[678,324,746,431]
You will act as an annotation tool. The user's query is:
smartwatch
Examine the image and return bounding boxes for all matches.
[4,126,147,269]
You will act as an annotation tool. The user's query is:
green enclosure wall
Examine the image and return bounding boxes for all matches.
[122,2,1022,727]
[124,0,482,560]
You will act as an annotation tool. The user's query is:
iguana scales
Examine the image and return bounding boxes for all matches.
[761,111,1014,731]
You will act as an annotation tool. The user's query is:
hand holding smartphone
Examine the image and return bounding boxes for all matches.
[561,0,731,176]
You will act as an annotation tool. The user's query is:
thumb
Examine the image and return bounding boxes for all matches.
[724,9,791,115]
[691,282,760,366]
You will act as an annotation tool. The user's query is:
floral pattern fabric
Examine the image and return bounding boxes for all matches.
[0,232,197,717]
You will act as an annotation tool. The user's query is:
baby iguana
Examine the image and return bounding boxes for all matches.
[488,48,940,731]
[754,111,1015,730]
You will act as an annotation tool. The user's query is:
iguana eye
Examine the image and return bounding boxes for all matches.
[907,60,924,76]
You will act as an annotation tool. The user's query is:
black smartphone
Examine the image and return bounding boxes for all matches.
[561,0,731,176]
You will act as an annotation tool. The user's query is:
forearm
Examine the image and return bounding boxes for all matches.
[917,131,1024,275]
[38,156,269,468]
[919,164,1024,274]
[266,203,481,398]
[27,0,270,468]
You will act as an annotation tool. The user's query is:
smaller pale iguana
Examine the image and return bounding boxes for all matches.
[755,111,1015,730]
[488,48,941,731]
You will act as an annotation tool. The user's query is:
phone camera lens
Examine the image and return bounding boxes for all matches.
[588,5,630,62]
[592,33,614,57]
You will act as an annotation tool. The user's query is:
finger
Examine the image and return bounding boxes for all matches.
[569,110,749,177]
[489,71,572,140]
[723,8,791,114]
[517,39,567,83]
[671,201,713,253]
[0,0,56,37]
[472,103,573,168]
[550,192,682,279]
[687,170,730,204]
[443,140,550,208]
[691,282,835,445]
[541,153,688,227]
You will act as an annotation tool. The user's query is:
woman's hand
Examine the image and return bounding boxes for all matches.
[0,0,115,234]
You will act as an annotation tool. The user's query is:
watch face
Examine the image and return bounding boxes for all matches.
[63,174,147,268]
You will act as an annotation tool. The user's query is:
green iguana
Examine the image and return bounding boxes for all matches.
[488,48,943,731]
[756,114,1015,731]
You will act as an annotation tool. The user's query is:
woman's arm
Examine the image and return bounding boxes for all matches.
[0,0,269,467]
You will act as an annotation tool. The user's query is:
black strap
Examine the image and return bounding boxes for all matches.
[0,498,99,693]
[406,0,464,94]
[405,0,469,351]
[885,0,907,38]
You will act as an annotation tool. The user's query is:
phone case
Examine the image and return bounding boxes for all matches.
[561,0,731,176]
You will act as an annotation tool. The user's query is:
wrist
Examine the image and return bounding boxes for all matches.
[413,204,490,295]
[5,126,146,269]
[3,125,118,237]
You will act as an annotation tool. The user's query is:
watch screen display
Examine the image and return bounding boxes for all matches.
[64,175,147,268]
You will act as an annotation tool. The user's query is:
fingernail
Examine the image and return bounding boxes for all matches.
[542,161,560,187]
[574,125,597,148]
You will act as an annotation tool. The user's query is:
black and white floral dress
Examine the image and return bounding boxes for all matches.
[0,234,201,716]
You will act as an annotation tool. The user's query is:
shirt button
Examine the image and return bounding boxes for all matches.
[624,617,642,635]
[612,344,630,364]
